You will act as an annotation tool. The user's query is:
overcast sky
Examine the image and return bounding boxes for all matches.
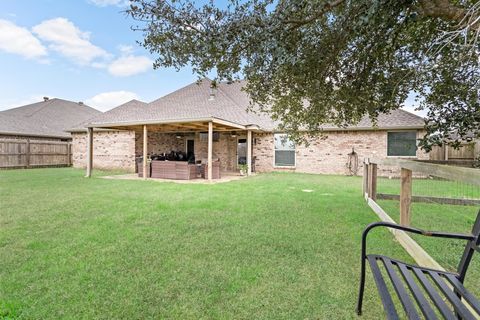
[0,0,426,117]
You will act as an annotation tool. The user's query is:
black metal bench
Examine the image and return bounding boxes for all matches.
[357,210,480,319]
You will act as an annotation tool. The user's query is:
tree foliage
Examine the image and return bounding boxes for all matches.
[128,0,480,150]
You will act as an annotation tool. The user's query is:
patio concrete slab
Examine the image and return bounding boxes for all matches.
[100,172,249,184]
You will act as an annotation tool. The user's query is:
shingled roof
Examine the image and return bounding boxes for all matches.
[83,78,425,131]
[1,98,101,138]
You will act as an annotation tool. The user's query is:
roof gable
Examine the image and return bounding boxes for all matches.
[1,98,102,138]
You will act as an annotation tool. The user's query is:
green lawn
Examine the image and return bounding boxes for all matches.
[0,169,476,319]
[377,176,480,199]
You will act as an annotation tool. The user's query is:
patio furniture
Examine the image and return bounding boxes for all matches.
[174,161,197,180]
[201,160,221,179]
[137,161,151,178]
[150,160,196,180]
[357,210,480,319]
[195,163,203,177]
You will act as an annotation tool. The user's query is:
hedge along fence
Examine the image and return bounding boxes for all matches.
[363,158,480,269]
[0,139,72,169]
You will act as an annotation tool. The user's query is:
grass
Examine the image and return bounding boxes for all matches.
[377,176,480,199]
[0,168,413,319]
[3,169,478,319]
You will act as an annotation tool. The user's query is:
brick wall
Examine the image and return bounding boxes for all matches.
[134,132,185,156]
[72,129,429,176]
[253,130,429,176]
[193,132,237,172]
[72,130,136,172]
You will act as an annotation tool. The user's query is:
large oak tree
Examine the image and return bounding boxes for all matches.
[128,0,480,150]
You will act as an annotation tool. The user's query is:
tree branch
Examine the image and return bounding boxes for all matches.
[283,0,345,27]
[417,0,476,28]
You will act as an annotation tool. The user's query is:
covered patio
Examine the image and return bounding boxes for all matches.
[85,117,260,181]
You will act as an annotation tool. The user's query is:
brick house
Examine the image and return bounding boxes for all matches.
[69,79,427,179]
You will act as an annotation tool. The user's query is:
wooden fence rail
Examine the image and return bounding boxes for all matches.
[0,139,71,169]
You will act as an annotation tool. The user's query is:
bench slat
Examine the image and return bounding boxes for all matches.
[428,271,475,320]
[444,273,480,315]
[367,256,400,320]
[412,268,456,320]
[381,259,421,320]
[397,263,438,320]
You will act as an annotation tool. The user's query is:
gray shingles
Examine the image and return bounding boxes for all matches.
[84,78,425,131]
[0,98,101,138]
[79,99,149,127]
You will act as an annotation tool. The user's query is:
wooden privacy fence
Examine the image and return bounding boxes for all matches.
[0,139,72,169]
[430,142,478,161]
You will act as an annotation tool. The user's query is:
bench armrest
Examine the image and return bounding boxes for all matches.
[361,222,475,260]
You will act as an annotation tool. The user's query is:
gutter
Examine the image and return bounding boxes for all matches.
[267,125,425,133]
[0,131,71,139]
[312,125,425,132]
[66,128,118,133]
[73,117,424,134]
[84,117,247,130]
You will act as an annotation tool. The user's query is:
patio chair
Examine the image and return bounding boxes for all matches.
[357,210,480,319]
[201,160,221,179]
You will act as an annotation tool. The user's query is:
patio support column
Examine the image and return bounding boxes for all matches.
[143,125,148,180]
[85,127,93,177]
[247,130,252,176]
[208,121,213,181]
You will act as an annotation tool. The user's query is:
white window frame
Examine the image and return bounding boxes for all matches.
[273,133,296,168]
[237,135,247,166]
[386,130,418,158]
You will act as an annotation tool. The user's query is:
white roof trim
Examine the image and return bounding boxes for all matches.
[0,130,70,139]
[86,117,247,130]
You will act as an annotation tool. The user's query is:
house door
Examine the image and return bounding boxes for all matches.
[237,138,247,166]
[186,139,195,163]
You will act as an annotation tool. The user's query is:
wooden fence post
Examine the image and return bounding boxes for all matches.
[363,160,369,198]
[400,168,412,226]
[17,141,22,168]
[67,142,71,166]
[86,128,93,177]
[25,139,30,168]
[369,163,377,201]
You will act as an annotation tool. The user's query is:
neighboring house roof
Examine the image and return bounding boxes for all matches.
[83,78,425,132]
[69,99,148,132]
[0,98,101,138]
[72,99,149,130]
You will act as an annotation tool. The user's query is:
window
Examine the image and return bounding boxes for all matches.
[387,131,417,157]
[274,134,295,166]
[199,132,219,142]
